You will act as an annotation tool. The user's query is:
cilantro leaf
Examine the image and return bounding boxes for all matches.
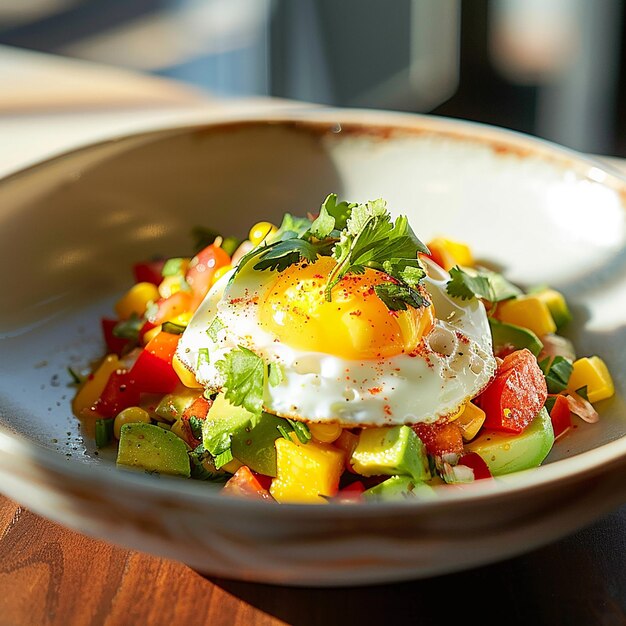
[252,237,320,272]
[276,419,311,444]
[326,200,429,301]
[197,347,210,370]
[446,266,522,303]
[188,416,204,440]
[446,266,495,301]
[320,193,355,231]
[216,346,265,417]
[374,283,428,311]
[539,356,573,394]
[310,204,335,239]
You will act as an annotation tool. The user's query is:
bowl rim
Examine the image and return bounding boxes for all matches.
[2,105,626,514]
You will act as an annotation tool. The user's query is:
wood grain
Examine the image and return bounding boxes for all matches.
[0,496,285,626]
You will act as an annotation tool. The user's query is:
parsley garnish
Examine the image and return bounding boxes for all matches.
[216,346,265,418]
[188,416,204,440]
[539,356,573,394]
[268,362,284,387]
[197,347,210,370]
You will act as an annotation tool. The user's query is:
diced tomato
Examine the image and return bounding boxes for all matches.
[336,480,365,502]
[413,421,464,457]
[458,452,492,480]
[223,466,273,500]
[149,291,193,326]
[180,396,212,447]
[548,394,572,439]
[185,243,231,310]
[129,332,180,394]
[476,348,547,434]
[133,259,165,285]
[101,318,130,356]
[92,370,140,418]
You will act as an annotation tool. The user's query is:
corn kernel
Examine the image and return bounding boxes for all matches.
[211,264,233,286]
[172,353,203,388]
[427,237,474,270]
[142,325,162,345]
[249,221,278,246]
[309,422,342,444]
[168,312,192,328]
[567,356,614,403]
[115,282,159,319]
[270,437,344,504]
[497,295,557,337]
[114,406,151,439]
[453,402,486,441]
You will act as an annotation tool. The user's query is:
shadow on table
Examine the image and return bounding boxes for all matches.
[208,507,626,626]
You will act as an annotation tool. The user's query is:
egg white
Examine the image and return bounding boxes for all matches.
[175,258,497,427]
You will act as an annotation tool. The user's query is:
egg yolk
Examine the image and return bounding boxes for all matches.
[259,256,434,360]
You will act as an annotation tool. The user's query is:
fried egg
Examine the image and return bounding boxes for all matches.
[175,255,496,427]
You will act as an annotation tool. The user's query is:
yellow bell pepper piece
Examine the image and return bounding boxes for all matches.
[497,295,557,338]
[270,437,345,504]
[533,288,572,330]
[452,402,486,442]
[71,354,120,418]
[427,237,474,271]
[114,282,159,319]
[567,356,614,403]
[172,353,203,389]
[142,325,162,345]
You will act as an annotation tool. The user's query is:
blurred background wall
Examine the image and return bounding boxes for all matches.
[1,0,624,157]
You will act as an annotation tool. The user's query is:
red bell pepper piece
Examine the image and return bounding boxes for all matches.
[133,259,165,285]
[223,466,272,500]
[129,332,180,394]
[413,421,464,457]
[548,394,572,439]
[101,318,130,356]
[476,348,548,434]
[335,480,366,502]
[458,452,492,480]
[185,243,231,310]
[92,369,140,418]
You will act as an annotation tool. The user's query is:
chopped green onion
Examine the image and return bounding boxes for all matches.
[95,419,114,448]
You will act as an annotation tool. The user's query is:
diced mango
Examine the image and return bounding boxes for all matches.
[114,282,159,319]
[533,288,572,330]
[567,356,614,403]
[270,437,345,504]
[427,237,474,271]
[496,295,556,338]
[452,402,486,441]
[71,354,120,418]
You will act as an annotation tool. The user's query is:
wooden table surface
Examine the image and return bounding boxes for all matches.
[1,492,626,626]
[2,46,626,626]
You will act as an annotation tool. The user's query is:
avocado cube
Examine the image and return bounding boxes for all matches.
[155,389,203,422]
[351,425,430,482]
[489,318,543,357]
[363,475,437,502]
[202,393,285,476]
[534,288,572,330]
[465,407,554,476]
[117,423,191,477]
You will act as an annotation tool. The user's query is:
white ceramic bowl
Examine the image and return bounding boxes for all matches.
[1,108,626,587]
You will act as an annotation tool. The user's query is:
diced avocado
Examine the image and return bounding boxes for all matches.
[363,475,437,502]
[155,389,203,422]
[202,393,285,477]
[489,318,543,357]
[351,425,430,482]
[465,407,554,476]
[534,288,572,330]
[117,422,191,477]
